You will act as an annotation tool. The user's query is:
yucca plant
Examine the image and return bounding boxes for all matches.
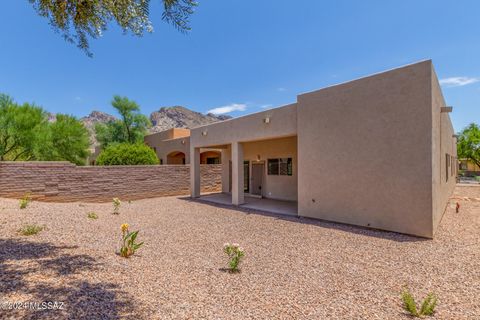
[119,224,143,258]
[402,287,437,317]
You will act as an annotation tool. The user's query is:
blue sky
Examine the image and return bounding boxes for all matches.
[0,1,479,131]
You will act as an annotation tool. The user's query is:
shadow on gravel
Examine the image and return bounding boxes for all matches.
[0,239,142,319]
[180,196,428,243]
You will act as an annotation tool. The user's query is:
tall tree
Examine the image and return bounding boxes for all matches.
[0,94,46,161]
[457,123,480,167]
[95,95,150,147]
[29,0,197,57]
[35,114,91,165]
[0,93,91,164]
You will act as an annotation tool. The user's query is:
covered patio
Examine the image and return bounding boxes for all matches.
[199,192,298,216]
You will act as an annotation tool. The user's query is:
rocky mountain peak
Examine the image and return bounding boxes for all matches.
[149,106,231,133]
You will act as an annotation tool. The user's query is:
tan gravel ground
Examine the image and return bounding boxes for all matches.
[0,186,479,319]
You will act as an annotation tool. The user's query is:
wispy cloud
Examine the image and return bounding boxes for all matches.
[259,104,273,109]
[276,87,286,92]
[207,103,247,115]
[439,77,479,87]
[74,96,81,101]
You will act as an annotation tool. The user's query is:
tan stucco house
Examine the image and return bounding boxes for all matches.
[189,60,457,238]
[144,128,221,165]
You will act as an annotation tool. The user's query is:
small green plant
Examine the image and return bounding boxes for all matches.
[119,223,143,258]
[18,224,43,236]
[113,198,121,214]
[223,243,245,272]
[87,212,98,219]
[19,193,31,209]
[401,288,437,317]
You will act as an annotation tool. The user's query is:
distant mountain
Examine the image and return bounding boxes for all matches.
[149,106,231,133]
[80,111,117,147]
[80,107,231,148]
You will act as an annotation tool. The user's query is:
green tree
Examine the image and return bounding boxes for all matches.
[0,94,46,161]
[0,93,91,164]
[35,114,91,165]
[457,123,480,167]
[96,143,159,165]
[29,0,197,57]
[95,95,150,147]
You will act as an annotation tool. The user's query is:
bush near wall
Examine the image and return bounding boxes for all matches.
[96,143,159,165]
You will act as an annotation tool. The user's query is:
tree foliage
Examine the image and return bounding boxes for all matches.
[0,94,90,165]
[0,94,47,161]
[95,95,150,148]
[96,143,159,165]
[29,0,197,57]
[36,114,91,165]
[457,123,480,168]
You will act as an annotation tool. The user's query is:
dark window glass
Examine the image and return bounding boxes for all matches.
[268,159,279,175]
[207,157,220,164]
[279,158,293,176]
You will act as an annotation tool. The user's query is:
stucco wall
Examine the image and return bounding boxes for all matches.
[0,162,221,202]
[243,136,297,201]
[431,66,457,234]
[297,61,435,237]
[190,103,297,147]
[145,135,190,165]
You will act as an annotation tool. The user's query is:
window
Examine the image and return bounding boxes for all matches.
[446,154,450,182]
[206,157,220,164]
[268,159,279,175]
[268,158,292,176]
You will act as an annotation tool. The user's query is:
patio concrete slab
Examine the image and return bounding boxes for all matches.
[199,192,298,216]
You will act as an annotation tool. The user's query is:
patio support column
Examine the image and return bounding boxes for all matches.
[190,147,200,198]
[221,146,231,193]
[231,141,244,205]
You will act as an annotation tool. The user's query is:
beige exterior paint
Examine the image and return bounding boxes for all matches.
[144,128,220,165]
[144,128,190,164]
[242,137,297,201]
[190,60,456,238]
[431,66,457,235]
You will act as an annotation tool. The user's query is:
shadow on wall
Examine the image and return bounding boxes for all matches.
[0,239,143,319]
[179,196,429,243]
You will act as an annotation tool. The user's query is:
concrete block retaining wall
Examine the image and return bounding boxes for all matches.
[0,162,221,202]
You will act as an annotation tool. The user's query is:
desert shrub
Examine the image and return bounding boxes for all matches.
[401,288,437,317]
[19,193,31,209]
[223,243,245,272]
[87,212,98,219]
[96,143,159,165]
[119,223,143,258]
[18,224,43,236]
[113,198,121,214]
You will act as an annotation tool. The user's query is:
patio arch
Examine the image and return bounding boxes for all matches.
[167,151,186,165]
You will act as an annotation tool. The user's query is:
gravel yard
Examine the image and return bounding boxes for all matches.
[0,186,479,319]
